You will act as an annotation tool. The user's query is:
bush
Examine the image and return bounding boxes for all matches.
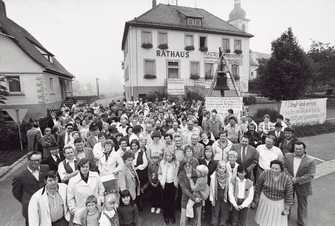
[190,74,200,80]
[293,122,335,138]
[145,91,166,102]
[252,108,281,123]
[141,43,153,49]
[185,45,195,51]
[234,49,242,55]
[243,96,257,105]
[184,90,204,102]
[144,74,156,79]
[158,43,168,50]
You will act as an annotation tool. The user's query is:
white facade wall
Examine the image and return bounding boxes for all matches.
[123,26,250,98]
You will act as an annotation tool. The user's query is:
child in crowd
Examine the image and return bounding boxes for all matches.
[118,190,139,226]
[226,150,239,180]
[99,192,119,226]
[228,165,254,226]
[147,155,162,214]
[186,164,210,218]
[75,195,101,226]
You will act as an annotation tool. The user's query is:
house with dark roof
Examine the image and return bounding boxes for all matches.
[121,0,253,99]
[0,0,74,119]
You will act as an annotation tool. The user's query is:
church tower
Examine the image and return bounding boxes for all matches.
[228,0,249,32]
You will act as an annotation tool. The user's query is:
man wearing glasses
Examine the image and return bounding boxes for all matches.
[12,152,49,226]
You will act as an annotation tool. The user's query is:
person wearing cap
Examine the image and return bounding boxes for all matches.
[43,144,64,172]
[28,171,69,226]
[269,122,285,147]
[280,127,298,154]
[202,109,223,140]
[58,123,74,150]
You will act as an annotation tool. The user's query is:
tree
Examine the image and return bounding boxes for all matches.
[258,28,312,100]
[307,41,335,90]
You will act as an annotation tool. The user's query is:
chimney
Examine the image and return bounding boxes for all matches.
[0,0,6,18]
[152,0,157,8]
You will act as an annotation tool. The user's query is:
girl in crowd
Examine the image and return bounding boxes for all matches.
[118,190,139,226]
[254,160,293,226]
[75,195,101,226]
[158,150,178,224]
[99,192,119,226]
[147,155,162,214]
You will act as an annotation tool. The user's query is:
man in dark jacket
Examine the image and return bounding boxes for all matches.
[12,152,49,226]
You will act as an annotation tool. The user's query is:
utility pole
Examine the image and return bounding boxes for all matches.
[96,78,100,97]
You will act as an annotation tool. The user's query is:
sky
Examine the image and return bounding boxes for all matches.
[4,0,335,94]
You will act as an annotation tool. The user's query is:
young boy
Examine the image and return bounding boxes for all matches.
[186,164,210,218]
[75,195,101,226]
[228,165,254,226]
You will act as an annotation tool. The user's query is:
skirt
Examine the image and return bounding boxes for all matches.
[255,192,288,226]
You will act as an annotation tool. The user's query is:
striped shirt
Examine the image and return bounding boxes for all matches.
[255,170,293,205]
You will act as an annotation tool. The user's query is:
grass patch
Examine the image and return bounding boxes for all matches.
[293,122,335,138]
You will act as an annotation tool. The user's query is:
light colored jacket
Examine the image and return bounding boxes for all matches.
[28,183,69,226]
[67,171,104,224]
[118,165,140,200]
[158,160,179,188]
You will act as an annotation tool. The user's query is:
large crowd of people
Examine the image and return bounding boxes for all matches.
[12,98,316,226]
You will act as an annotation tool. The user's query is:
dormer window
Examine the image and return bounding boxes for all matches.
[186,17,202,26]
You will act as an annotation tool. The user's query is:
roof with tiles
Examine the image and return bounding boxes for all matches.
[122,3,253,50]
[0,0,73,78]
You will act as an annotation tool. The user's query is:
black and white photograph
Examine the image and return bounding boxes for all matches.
[0,0,334,225]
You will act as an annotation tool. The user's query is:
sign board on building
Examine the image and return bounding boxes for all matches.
[156,50,190,58]
[205,97,243,122]
[280,98,327,125]
[204,52,243,65]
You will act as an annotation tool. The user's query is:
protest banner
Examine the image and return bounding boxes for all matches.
[205,96,243,122]
[280,98,327,125]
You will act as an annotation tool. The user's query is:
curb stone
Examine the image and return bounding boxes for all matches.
[0,152,31,180]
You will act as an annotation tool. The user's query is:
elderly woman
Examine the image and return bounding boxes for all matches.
[67,158,104,225]
[254,160,294,226]
[119,151,141,207]
[209,160,231,226]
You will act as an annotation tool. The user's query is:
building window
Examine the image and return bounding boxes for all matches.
[232,65,240,81]
[185,34,194,50]
[49,78,54,91]
[222,38,230,52]
[6,76,21,93]
[158,32,168,49]
[190,61,200,80]
[144,59,156,79]
[186,17,202,26]
[199,36,207,51]
[141,31,153,49]
[205,63,214,79]
[167,61,179,79]
[234,39,242,51]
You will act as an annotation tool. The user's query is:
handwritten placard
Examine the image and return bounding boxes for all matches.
[280,98,327,125]
[205,97,243,122]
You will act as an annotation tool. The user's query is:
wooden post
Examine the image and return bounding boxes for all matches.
[15,109,23,152]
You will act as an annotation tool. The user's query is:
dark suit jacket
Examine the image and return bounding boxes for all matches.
[269,130,284,147]
[231,144,259,180]
[280,137,298,154]
[12,164,49,219]
[42,154,64,171]
[284,153,316,196]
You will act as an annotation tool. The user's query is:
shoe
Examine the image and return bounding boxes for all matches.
[156,208,161,214]
[151,207,155,213]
